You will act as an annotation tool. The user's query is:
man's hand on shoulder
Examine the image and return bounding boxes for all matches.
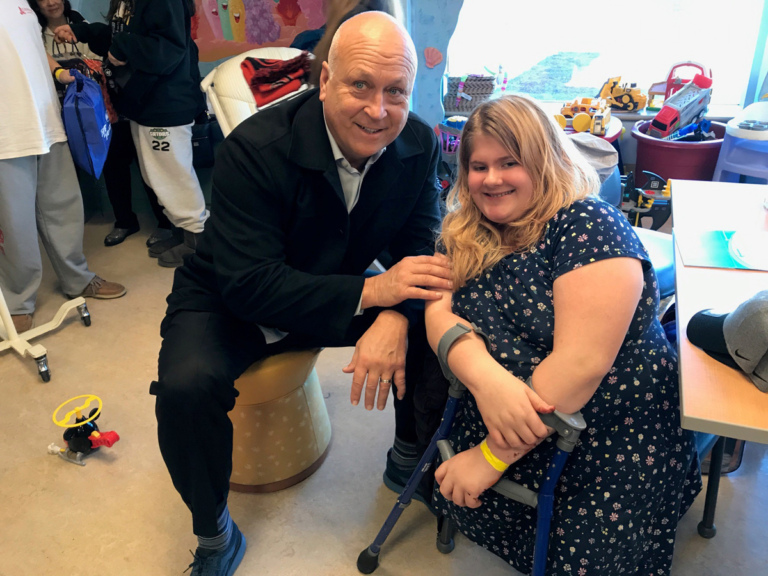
[343,311,409,411]
[360,254,453,310]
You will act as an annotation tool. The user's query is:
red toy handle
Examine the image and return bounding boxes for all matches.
[665,61,712,99]
[89,431,120,448]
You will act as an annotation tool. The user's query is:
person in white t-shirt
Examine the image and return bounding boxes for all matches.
[0,1,126,335]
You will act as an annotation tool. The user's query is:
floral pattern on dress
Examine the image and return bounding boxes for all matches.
[436,198,702,575]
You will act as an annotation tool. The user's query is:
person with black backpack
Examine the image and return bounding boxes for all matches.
[54,0,208,267]
[29,0,175,249]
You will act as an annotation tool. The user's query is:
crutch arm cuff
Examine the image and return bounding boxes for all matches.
[436,323,491,396]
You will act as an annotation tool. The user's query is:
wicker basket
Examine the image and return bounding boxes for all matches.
[443,75,496,115]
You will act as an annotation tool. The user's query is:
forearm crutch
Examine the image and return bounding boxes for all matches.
[357,323,586,576]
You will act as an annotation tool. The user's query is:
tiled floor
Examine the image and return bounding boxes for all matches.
[1,202,766,576]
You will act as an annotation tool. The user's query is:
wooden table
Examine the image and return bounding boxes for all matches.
[671,179,768,537]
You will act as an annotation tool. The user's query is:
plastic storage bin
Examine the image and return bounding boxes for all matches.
[632,120,725,186]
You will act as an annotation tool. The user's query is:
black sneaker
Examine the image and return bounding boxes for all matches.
[186,522,246,576]
[382,448,437,513]
[158,230,199,268]
[148,228,183,258]
[146,228,173,247]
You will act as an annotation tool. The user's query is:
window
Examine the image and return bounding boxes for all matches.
[446,0,766,108]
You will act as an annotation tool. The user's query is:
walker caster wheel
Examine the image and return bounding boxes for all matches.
[357,547,379,574]
[36,355,51,382]
[77,303,91,327]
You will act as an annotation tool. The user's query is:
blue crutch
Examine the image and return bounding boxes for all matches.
[357,323,586,575]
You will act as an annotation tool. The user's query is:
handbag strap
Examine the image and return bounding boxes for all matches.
[51,38,82,59]
[51,38,63,58]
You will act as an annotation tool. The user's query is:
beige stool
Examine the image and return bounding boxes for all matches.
[229,349,332,493]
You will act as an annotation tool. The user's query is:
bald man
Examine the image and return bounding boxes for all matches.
[153,12,451,575]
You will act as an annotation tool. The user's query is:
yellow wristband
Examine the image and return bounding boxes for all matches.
[480,438,509,472]
[54,68,66,81]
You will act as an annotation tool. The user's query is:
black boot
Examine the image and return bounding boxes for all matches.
[157,230,199,268]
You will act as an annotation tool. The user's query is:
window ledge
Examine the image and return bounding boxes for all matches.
[537,102,741,124]
[613,104,741,124]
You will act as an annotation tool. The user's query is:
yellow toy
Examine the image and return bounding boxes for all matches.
[598,77,648,112]
[555,97,612,136]
[48,395,120,466]
[620,171,672,229]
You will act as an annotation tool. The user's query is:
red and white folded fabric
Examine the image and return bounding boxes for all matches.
[241,51,311,107]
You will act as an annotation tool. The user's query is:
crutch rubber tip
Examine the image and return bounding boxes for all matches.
[357,547,380,574]
[436,537,455,554]
[697,521,716,539]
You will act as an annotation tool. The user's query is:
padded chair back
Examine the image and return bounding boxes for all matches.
[597,168,675,298]
[633,227,675,300]
[201,47,311,137]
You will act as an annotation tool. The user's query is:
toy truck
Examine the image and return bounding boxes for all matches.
[555,97,612,136]
[647,61,711,111]
[647,74,712,138]
[598,77,648,112]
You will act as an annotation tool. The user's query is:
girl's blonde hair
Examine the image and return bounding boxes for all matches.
[440,95,601,288]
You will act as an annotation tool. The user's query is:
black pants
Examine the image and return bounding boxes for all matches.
[102,120,172,230]
[152,309,448,537]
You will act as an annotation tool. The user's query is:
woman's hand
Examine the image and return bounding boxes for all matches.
[53,25,77,44]
[107,52,127,67]
[474,374,554,452]
[435,445,503,508]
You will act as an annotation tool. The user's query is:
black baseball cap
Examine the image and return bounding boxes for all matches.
[687,290,768,393]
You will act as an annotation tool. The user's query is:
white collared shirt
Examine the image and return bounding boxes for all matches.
[324,116,386,212]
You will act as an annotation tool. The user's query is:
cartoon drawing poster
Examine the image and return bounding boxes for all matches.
[194,0,326,62]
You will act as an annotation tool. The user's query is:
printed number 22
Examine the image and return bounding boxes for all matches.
[152,141,170,151]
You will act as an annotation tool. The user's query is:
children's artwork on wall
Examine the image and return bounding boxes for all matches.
[194,0,325,62]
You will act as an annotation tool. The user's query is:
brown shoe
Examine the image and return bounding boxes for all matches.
[11,314,33,334]
[69,275,126,299]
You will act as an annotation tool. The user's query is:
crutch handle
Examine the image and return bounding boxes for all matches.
[436,324,586,450]
[436,405,585,505]
[539,410,586,452]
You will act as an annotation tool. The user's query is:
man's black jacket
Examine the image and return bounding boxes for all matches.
[167,89,443,342]
[69,0,204,126]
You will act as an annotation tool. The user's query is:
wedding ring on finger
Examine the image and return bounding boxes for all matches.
[379,378,392,384]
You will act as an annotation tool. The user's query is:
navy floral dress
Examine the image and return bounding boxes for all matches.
[436,198,701,575]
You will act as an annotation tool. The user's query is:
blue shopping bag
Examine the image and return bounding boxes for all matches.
[61,69,112,178]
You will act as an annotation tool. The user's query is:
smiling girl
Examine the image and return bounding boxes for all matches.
[425,95,701,575]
